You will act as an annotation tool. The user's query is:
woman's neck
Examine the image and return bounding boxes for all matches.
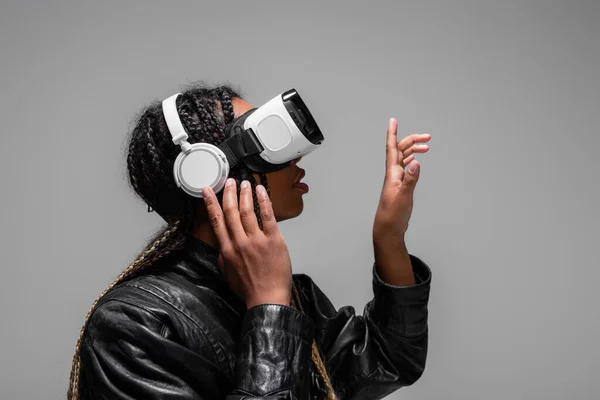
[192,208,220,251]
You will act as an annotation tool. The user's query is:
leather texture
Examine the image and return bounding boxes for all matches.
[79,236,432,399]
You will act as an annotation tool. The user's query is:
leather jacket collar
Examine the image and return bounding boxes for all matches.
[185,235,221,276]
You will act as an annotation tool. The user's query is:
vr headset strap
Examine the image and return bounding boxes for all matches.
[218,125,264,169]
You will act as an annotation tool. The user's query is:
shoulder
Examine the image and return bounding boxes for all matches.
[83,275,180,344]
[83,266,241,356]
[78,277,231,399]
[81,276,225,370]
[93,270,226,325]
[80,281,173,364]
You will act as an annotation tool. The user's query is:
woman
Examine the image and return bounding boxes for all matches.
[67,83,433,400]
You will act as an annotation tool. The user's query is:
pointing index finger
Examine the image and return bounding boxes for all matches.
[386,118,402,180]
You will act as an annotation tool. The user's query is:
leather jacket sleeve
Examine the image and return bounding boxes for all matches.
[295,254,432,399]
[227,304,317,399]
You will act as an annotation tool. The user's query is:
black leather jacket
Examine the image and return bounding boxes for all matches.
[80,236,432,399]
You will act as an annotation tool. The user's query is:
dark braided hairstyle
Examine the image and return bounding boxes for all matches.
[67,82,338,400]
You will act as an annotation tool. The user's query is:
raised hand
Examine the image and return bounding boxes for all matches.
[373,118,431,240]
[202,178,293,309]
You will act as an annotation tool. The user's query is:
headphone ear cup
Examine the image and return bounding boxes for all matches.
[172,143,230,198]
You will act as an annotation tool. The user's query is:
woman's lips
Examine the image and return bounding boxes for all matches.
[293,182,309,192]
[293,169,308,192]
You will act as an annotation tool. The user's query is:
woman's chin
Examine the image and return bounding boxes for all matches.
[293,201,304,217]
[277,201,304,222]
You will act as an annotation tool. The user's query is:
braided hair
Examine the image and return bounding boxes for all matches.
[67,83,338,399]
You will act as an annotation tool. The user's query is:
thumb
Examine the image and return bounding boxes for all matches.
[401,160,420,193]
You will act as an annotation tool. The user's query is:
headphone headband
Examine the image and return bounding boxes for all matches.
[162,93,189,146]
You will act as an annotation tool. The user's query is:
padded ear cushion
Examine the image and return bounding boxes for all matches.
[173,143,229,198]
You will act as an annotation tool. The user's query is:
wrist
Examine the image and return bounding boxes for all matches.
[373,236,415,286]
[373,233,407,252]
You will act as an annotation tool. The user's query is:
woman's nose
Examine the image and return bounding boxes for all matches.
[291,156,302,165]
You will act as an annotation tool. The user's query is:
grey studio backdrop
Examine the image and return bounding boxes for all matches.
[1,1,598,399]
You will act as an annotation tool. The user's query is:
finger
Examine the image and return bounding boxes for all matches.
[402,153,415,166]
[255,184,279,236]
[397,133,431,153]
[400,160,421,194]
[400,143,430,159]
[386,118,400,175]
[397,150,406,177]
[238,180,260,236]
[202,185,232,250]
[221,178,248,243]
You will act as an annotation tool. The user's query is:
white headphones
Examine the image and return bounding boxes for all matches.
[161,89,324,199]
[162,93,230,198]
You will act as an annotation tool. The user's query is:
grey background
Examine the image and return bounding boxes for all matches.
[1,1,598,399]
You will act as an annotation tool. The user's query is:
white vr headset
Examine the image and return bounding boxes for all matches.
[162,89,324,198]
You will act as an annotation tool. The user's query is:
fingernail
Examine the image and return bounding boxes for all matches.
[408,162,418,174]
[226,178,234,187]
[241,180,249,189]
[257,185,265,197]
[202,187,209,198]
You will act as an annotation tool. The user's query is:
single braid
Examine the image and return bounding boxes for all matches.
[217,88,235,122]
[291,285,339,400]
